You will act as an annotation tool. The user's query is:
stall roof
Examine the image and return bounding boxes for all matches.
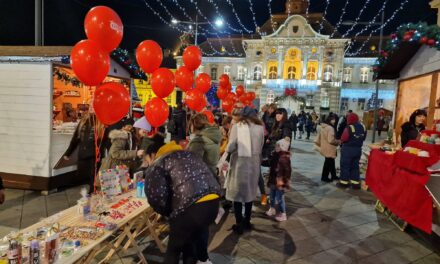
[376,42,421,80]
[0,46,72,57]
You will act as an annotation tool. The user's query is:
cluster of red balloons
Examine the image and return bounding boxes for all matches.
[215,74,255,114]
[70,6,129,126]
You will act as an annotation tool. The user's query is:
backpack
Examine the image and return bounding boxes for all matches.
[167,118,177,134]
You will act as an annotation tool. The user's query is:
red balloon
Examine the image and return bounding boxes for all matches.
[219,74,230,87]
[202,110,215,124]
[183,46,202,71]
[225,82,232,91]
[136,40,163,74]
[195,73,211,93]
[144,97,169,127]
[194,95,207,112]
[84,6,123,53]
[236,85,245,97]
[226,92,238,103]
[93,82,130,125]
[150,68,175,98]
[216,87,228,100]
[175,66,194,92]
[247,91,256,101]
[185,89,205,111]
[239,94,248,104]
[222,99,234,114]
[70,39,110,86]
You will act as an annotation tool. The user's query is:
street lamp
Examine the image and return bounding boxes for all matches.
[171,16,224,46]
[342,11,385,143]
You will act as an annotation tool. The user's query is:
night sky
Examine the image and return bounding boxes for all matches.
[0,0,436,51]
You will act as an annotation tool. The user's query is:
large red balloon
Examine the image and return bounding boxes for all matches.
[136,40,163,74]
[93,82,130,125]
[144,97,169,127]
[222,99,234,114]
[194,95,207,112]
[247,91,256,101]
[219,74,230,88]
[236,85,245,97]
[183,46,202,71]
[195,73,211,93]
[175,66,194,92]
[216,87,228,100]
[84,6,123,53]
[150,68,175,98]
[226,92,238,103]
[70,39,110,86]
[185,89,205,111]
[239,94,248,104]
[202,110,215,124]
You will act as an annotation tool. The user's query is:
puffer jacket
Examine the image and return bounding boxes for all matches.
[100,130,137,170]
[187,126,222,176]
[144,143,221,219]
[267,151,291,190]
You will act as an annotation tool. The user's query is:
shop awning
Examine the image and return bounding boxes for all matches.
[376,42,421,80]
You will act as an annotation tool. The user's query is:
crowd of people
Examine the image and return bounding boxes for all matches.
[0,98,428,264]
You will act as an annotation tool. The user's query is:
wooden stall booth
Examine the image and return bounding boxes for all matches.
[0,46,132,192]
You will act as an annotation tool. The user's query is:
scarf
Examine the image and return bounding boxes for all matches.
[237,122,252,157]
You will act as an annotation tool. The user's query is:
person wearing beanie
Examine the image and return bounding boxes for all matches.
[143,141,221,264]
[265,137,291,221]
[337,113,366,190]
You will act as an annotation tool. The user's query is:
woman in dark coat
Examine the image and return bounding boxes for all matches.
[401,109,427,147]
[288,112,298,140]
[267,108,292,154]
[376,116,386,137]
[144,141,221,264]
[64,113,103,194]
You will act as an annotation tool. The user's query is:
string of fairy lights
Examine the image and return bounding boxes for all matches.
[139,0,415,58]
[348,0,412,56]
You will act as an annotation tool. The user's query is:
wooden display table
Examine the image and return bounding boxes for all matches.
[19,191,167,264]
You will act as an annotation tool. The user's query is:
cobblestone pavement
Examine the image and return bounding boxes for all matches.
[1,133,439,263]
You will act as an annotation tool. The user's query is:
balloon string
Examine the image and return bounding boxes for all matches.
[93,116,105,194]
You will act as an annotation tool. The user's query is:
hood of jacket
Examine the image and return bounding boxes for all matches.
[347,113,359,125]
[199,126,222,144]
[109,129,130,140]
[156,141,183,159]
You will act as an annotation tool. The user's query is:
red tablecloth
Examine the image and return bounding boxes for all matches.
[366,149,433,234]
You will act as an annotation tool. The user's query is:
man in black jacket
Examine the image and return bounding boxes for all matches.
[0,176,5,204]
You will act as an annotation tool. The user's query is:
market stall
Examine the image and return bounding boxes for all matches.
[0,46,132,192]
[367,21,440,235]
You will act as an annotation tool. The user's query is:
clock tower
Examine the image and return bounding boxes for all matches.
[285,0,309,15]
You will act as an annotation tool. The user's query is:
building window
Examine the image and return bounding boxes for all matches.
[321,92,330,108]
[343,67,352,83]
[360,67,369,83]
[268,66,277,79]
[306,95,313,107]
[306,66,317,80]
[211,67,217,80]
[223,66,231,76]
[340,97,349,112]
[196,65,204,75]
[323,65,333,82]
[237,66,245,80]
[266,90,275,104]
[253,65,262,80]
[287,66,296,80]
[357,98,366,111]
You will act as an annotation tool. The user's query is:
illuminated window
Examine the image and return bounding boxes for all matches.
[321,92,330,108]
[306,95,313,107]
[343,67,352,83]
[266,90,275,104]
[287,66,296,80]
[360,67,369,83]
[237,66,245,80]
[253,65,262,80]
[357,98,366,110]
[340,97,348,112]
[224,66,231,76]
[211,67,217,80]
[306,66,316,80]
[323,64,333,82]
[268,66,277,79]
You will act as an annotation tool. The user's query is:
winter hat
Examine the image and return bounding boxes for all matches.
[134,117,152,132]
[276,138,290,152]
[120,117,135,127]
[346,113,359,125]
[241,106,257,118]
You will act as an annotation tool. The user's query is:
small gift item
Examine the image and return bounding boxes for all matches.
[44,224,59,264]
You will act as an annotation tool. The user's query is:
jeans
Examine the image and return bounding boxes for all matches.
[233,202,253,224]
[321,157,337,181]
[269,188,286,213]
[165,199,219,264]
[340,146,362,184]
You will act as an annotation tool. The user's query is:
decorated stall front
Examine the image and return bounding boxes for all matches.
[0,46,133,192]
[366,22,440,235]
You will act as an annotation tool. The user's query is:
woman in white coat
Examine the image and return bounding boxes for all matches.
[225,106,265,235]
